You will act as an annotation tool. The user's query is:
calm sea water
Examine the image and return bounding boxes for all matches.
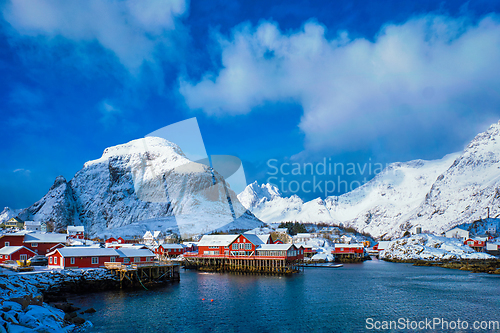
[68,259,500,333]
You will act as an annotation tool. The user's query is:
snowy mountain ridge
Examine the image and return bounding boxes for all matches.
[238,121,500,239]
[12,137,263,237]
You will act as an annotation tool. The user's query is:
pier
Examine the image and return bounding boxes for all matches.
[184,255,302,275]
[104,261,180,288]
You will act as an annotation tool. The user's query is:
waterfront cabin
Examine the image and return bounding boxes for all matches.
[302,245,316,258]
[196,234,239,257]
[256,244,303,260]
[332,244,366,259]
[372,241,391,253]
[182,241,198,253]
[114,248,156,264]
[0,246,36,263]
[47,247,120,269]
[155,244,185,257]
[67,226,85,239]
[23,232,68,255]
[105,237,119,244]
[5,217,24,229]
[445,227,470,241]
[464,238,486,252]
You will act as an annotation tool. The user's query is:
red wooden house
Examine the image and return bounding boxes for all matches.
[23,233,68,255]
[464,238,486,252]
[155,244,185,257]
[47,247,156,268]
[0,232,28,248]
[67,226,85,239]
[256,244,304,260]
[0,246,37,263]
[332,244,366,258]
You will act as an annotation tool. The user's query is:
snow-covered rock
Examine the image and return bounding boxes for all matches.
[239,121,500,239]
[16,137,263,238]
[380,234,494,261]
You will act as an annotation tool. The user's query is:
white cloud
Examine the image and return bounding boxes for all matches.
[180,15,500,156]
[2,0,188,70]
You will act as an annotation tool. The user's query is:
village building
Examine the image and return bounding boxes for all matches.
[47,247,155,268]
[143,231,162,246]
[0,246,37,263]
[24,221,46,232]
[155,244,185,258]
[445,226,470,240]
[293,233,317,243]
[5,217,24,229]
[67,226,85,239]
[372,241,391,253]
[23,233,67,255]
[332,243,366,259]
[340,235,353,244]
[464,238,487,252]
[0,231,28,248]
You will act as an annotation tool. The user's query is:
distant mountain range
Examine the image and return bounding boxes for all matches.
[1,137,263,238]
[238,121,500,239]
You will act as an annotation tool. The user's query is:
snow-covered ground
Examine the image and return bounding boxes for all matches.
[0,268,116,332]
[380,234,495,261]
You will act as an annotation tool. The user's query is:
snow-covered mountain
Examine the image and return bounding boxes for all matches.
[15,137,263,237]
[0,207,22,224]
[239,121,500,239]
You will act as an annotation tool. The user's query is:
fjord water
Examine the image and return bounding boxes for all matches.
[71,259,500,332]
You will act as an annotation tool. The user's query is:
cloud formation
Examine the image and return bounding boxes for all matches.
[180,15,500,156]
[2,0,187,70]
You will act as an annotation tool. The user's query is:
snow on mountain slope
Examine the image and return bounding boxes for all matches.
[380,234,493,261]
[239,121,500,239]
[239,155,458,236]
[18,137,263,237]
[404,121,500,234]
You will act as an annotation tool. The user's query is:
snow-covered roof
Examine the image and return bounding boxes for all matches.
[24,233,67,243]
[67,226,84,233]
[257,244,294,251]
[275,228,288,233]
[24,221,41,226]
[295,233,312,238]
[256,234,271,243]
[334,243,364,248]
[51,247,118,257]
[242,234,266,246]
[198,235,239,247]
[114,248,155,258]
[0,246,36,255]
[160,244,184,249]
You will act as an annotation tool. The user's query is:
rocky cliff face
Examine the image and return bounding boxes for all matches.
[239,121,500,239]
[15,137,263,237]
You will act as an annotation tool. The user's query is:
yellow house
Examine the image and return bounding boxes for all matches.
[5,217,24,229]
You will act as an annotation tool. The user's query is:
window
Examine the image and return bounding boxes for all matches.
[232,243,238,250]
[124,258,130,263]
[239,243,245,249]
[245,243,252,250]
[70,258,75,264]
[54,257,57,265]
[31,243,38,247]
[4,242,9,247]
[49,257,52,264]
[110,257,116,262]
[134,257,140,262]
[91,257,98,264]
[20,254,27,260]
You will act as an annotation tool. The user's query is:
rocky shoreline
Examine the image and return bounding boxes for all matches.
[383,258,500,274]
[0,269,120,332]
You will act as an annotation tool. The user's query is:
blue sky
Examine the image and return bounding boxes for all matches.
[2,0,500,209]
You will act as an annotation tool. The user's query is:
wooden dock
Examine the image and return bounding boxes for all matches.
[183,256,302,275]
[104,261,180,288]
